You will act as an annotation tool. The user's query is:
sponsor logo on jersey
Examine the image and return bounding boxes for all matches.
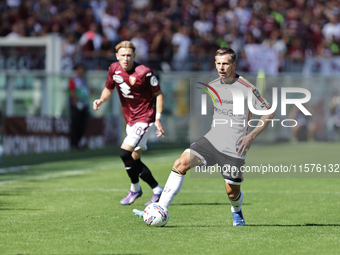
[119,82,134,98]
[115,71,121,74]
[146,72,152,77]
[129,76,136,85]
[150,76,159,86]
[113,75,124,83]
[197,82,223,106]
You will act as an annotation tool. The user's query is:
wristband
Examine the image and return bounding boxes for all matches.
[156,113,162,120]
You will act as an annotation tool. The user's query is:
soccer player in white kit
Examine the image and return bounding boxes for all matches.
[134,47,275,226]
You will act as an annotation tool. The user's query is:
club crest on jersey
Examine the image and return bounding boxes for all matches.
[129,76,136,85]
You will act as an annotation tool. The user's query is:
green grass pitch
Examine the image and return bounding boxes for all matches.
[0,142,340,254]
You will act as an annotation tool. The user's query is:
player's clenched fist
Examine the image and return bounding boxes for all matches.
[93,99,103,110]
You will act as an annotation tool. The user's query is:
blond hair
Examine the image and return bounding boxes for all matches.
[115,41,136,53]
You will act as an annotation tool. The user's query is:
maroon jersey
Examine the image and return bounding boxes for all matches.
[105,62,161,125]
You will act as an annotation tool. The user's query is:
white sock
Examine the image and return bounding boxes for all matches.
[130,182,141,192]
[159,171,184,207]
[159,171,185,208]
[229,191,244,212]
[152,184,163,194]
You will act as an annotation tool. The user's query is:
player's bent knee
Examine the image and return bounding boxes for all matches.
[119,148,133,161]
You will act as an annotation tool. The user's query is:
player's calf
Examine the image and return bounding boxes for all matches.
[173,156,190,175]
[119,148,143,205]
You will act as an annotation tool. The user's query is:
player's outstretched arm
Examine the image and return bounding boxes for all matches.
[154,90,164,137]
[93,87,114,110]
[237,112,275,156]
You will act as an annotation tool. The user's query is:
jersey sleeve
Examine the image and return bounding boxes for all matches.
[105,66,115,90]
[144,69,160,93]
[251,86,271,110]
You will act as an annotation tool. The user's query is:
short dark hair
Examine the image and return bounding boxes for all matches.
[74,63,86,71]
[215,48,236,63]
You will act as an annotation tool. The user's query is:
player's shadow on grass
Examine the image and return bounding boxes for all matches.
[0,189,37,210]
[164,225,230,228]
[171,202,251,206]
[164,223,340,228]
[0,193,19,196]
[0,189,35,196]
[247,223,340,227]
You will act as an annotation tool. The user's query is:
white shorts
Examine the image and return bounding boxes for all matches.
[123,122,156,151]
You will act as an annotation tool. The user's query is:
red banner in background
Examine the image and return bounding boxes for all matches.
[4,117,120,155]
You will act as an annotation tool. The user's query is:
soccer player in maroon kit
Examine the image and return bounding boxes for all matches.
[93,41,164,205]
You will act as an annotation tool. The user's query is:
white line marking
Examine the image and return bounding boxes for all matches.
[0,154,178,186]
[23,188,340,195]
[0,164,120,186]
[0,165,30,173]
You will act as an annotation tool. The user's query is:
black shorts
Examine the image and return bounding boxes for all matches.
[189,137,245,184]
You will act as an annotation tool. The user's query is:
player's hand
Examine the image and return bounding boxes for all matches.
[93,99,103,110]
[155,119,164,137]
[237,135,254,156]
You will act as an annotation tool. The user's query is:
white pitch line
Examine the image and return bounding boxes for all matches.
[183,190,340,195]
[0,165,30,173]
[0,154,178,186]
[27,188,340,195]
[42,188,128,192]
[0,163,120,186]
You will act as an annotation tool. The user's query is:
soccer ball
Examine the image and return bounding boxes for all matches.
[143,203,169,227]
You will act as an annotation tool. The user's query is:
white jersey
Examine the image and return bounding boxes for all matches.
[204,75,271,159]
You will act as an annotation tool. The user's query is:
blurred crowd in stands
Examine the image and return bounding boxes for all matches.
[1,0,340,72]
